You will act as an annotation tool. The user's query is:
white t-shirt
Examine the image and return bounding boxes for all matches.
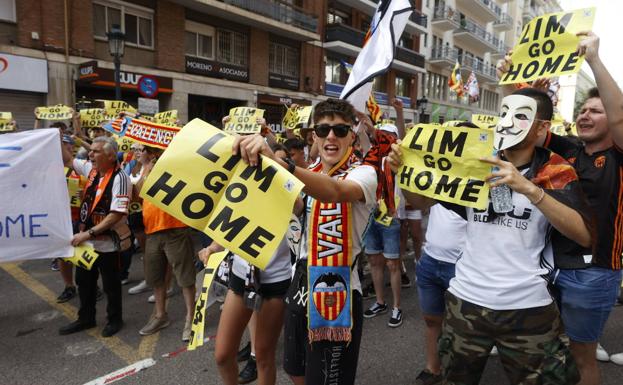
[299,164,377,294]
[448,181,553,310]
[72,159,131,252]
[423,204,466,264]
[232,236,292,284]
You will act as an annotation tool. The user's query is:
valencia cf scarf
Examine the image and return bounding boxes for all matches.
[307,148,358,343]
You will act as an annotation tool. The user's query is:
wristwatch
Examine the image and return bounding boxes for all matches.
[88,229,96,239]
[282,157,296,174]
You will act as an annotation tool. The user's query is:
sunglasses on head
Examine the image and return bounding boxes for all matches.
[314,124,352,138]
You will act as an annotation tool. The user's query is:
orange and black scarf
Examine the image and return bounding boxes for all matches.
[307,147,359,342]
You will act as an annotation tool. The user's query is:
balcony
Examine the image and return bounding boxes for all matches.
[453,18,497,53]
[455,0,499,23]
[493,12,513,31]
[462,56,497,82]
[431,6,460,32]
[324,23,425,74]
[335,0,427,35]
[490,39,510,59]
[172,0,319,41]
[429,46,459,68]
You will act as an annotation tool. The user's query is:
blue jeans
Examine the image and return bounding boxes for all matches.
[554,267,623,343]
[416,252,456,316]
[364,218,401,259]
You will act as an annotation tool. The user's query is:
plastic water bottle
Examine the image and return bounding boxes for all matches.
[490,150,513,213]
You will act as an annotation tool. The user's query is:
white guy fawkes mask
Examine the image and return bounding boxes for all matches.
[494,95,538,150]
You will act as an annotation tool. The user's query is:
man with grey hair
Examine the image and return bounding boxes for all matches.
[59,136,131,337]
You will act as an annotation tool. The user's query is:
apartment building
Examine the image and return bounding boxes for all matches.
[0,0,430,130]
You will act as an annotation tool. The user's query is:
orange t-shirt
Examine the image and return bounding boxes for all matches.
[142,200,187,234]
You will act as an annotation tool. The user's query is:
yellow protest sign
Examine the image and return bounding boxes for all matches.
[500,8,596,84]
[116,136,135,153]
[442,120,464,128]
[64,243,99,270]
[471,114,499,129]
[282,106,313,131]
[374,199,393,227]
[188,251,227,351]
[65,168,84,208]
[35,105,73,120]
[103,100,137,117]
[141,119,304,269]
[154,110,178,126]
[398,124,493,209]
[80,108,108,128]
[224,107,265,134]
[381,119,396,126]
[0,112,14,132]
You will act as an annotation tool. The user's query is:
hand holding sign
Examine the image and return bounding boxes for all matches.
[224,107,265,134]
[575,31,599,63]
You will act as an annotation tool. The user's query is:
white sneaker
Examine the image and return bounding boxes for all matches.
[596,343,610,362]
[128,280,149,295]
[610,352,623,365]
[490,346,499,356]
[147,288,174,303]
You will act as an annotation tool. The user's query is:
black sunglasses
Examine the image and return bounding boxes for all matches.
[314,124,352,138]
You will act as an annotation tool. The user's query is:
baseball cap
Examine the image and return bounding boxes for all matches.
[379,123,398,136]
[62,134,75,145]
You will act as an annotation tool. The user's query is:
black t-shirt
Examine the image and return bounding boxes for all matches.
[545,132,623,270]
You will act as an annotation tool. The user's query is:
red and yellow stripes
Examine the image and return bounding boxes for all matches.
[313,291,346,321]
[611,168,623,270]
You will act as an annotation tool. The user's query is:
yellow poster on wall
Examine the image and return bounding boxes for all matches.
[141,119,304,269]
[499,7,596,84]
[397,124,493,209]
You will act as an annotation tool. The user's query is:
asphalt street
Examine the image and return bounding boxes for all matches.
[1,250,623,385]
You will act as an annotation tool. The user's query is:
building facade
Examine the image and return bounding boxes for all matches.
[0,0,431,130]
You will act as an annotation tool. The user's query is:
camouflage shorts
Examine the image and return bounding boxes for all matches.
[439,292,579,385]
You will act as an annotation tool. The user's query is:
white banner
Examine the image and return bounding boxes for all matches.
[0,129,73,262]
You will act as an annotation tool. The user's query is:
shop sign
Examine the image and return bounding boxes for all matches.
[185,56,248,82]
[78,61,173,93]
[0,53,48,93]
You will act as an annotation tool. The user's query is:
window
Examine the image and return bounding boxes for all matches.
[373,74,386,93]
[395,76,409,97]
[327,8,349,25]
[0,0,16,22]
[93,1,153,49]
[399,34,413,49]
[426,71,447,101]
[325,57,344,84]
[185,21,215,59]
[217,29,248,66]
[269,42,299,77]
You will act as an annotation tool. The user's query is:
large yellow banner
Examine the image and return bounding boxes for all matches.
[224,107,265,134]
[397,124,493,209]
[141,119,304,269]
[35,105,73,120]
[500,7,595,84]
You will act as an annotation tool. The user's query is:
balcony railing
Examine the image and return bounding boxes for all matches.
[494,12,513,27]
[457,17,497,49]
[221,0,318,33]
[325,23,365,47]
[433,6,461,25]
[410,8,428,28]
[396,46,425,68]
[462,55,497,80]
[430,46,459,63]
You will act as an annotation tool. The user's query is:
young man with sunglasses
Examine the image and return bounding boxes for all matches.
[233,98,377,385]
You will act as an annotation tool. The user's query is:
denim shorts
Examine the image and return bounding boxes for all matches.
[554,267,623,343]
[416,252,456,316]
[364,218,401,259]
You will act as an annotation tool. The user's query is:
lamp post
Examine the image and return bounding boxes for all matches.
[106,24,125,101]
[416,96,429,123]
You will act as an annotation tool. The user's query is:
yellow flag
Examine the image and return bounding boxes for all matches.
[398,124,493,209]
[141,119,304,269]
[500,8,596,84]
[188,251,228,351]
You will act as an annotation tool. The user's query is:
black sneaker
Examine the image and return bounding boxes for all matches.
[237,341,251,362]
[364,302,388,318]
[96,286,103,302]
[388,307,403,327]
[51,259,60,271]
[238,356,257,384]
[56,286,76,303]
[401,272,412,288]
[415,369,442,385]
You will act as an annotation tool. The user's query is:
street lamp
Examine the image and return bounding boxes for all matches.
[107,24,125,101]
[416,96,429,123]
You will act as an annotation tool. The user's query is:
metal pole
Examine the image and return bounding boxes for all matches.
[114,55,121,100]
